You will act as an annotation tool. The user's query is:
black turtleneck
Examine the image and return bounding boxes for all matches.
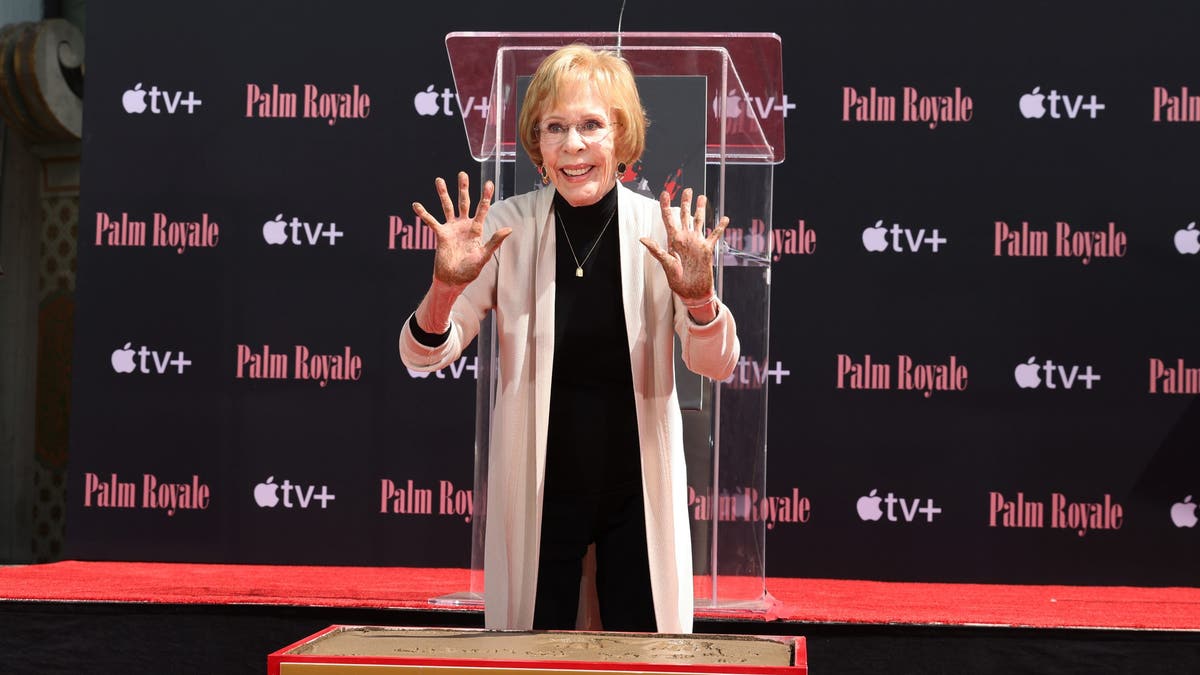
[544,186,641,497]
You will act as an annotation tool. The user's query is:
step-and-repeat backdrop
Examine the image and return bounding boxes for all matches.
[69,0,1199,585]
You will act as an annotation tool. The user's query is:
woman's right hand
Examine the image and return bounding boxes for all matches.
[412,171,512,288]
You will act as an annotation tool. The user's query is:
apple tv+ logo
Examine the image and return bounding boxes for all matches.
[262,214,343,246]
[710,88,796,119]
[122,83,203,115]
[1013,357,1101,390]
[111,343,192,375]
[861,220,946,253]
[253,476,336,510]
[857,489,942,523]
[1174,222,1200,255]
[1172,496,1198,528]
[1019,86,1105,120]
[413,84,489,118]
[405,356,478,381]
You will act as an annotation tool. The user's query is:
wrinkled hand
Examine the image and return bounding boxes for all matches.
[640,188,729,301]
[412,172,512,288]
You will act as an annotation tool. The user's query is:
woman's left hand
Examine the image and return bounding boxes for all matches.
[640,188,729,302]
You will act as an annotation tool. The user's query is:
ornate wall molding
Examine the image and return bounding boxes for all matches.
[0,19,83,143]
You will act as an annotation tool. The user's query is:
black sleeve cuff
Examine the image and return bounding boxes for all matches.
[408,314,451,348]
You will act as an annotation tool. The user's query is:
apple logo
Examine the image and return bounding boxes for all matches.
[111,343,137,373]
[712,90,744,119]
[262,214,289,245]
[1171,495,1198,528]
[1014,356,1042,389]
[122,83,148,114]
[414,85,440,116]
[857,489,883,521]
[405,367,432,379]
[254,476,281,508]
[861,220,889,252]
[1174,222,1200,255]
[1020,87,1046,119]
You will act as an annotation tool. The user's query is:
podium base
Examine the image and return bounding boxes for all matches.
[695,591,778,616]
[431,591,777,615]
[430,591,484,607]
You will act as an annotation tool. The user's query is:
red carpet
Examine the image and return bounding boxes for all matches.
[2,561,1198,631]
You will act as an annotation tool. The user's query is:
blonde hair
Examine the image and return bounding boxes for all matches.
[518,44,648,168]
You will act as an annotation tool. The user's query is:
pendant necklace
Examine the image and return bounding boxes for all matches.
[556,208,616,278]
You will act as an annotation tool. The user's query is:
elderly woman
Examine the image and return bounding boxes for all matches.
[400,44,739,633]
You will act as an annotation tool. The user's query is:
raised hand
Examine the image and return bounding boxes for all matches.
[639,188,729,302]
[412,172,512,289]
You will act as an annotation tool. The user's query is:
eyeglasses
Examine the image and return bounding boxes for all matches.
[536,119,615,146]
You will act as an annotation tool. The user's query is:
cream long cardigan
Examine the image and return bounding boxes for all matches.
[399,183,740,632]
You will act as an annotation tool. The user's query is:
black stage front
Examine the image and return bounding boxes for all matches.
[4,599,1199,674]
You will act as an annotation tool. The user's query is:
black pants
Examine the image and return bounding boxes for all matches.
[532,485,656,631]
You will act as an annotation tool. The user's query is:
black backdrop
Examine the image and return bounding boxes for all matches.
[68,0,1200,585]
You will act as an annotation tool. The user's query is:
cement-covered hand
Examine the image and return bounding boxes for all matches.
[410,172,511,334]
[639,188,728,301]
[412,171,512,290]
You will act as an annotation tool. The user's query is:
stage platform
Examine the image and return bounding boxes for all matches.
[2,561,1199,673]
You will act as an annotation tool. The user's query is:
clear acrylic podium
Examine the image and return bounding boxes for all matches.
[434,32,783,614]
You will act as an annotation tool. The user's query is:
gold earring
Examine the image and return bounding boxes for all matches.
[538,165,549,185]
